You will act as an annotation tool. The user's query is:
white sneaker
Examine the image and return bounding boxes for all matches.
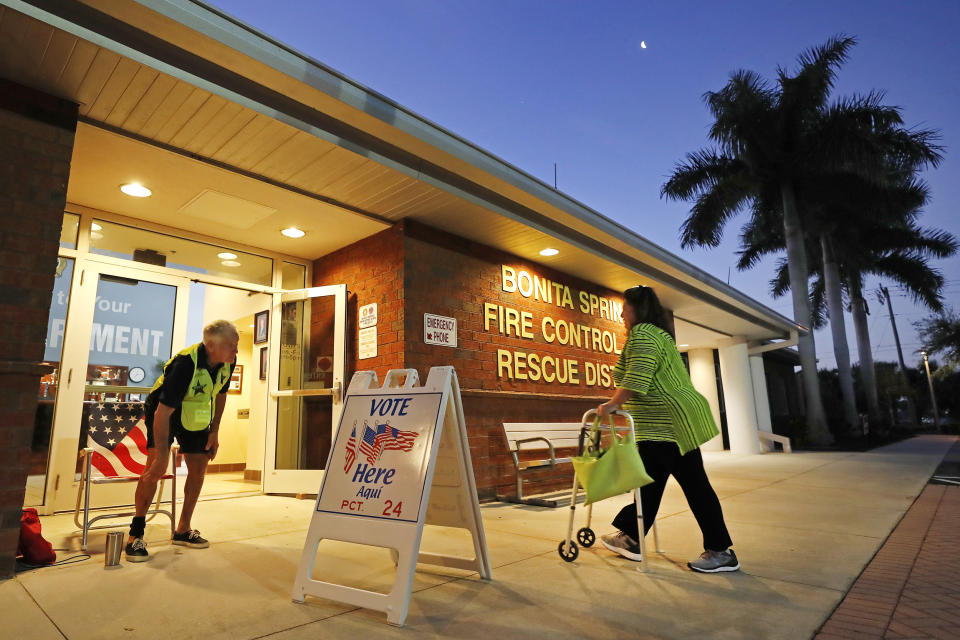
[600,531,643,562]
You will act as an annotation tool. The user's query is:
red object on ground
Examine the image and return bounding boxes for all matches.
[17,508,56,565]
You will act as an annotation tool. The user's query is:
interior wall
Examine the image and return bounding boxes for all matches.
[200,285,271,467]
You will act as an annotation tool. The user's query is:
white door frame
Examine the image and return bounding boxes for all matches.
[262,285,347,494]
[45,260,191,513]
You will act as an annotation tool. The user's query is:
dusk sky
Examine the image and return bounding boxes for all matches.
[211,0,960,370]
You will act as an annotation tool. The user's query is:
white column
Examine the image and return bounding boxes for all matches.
[688,348,724,451]
[749,354,773,451]
[717,340,762,454]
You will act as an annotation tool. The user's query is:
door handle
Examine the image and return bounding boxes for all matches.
[333,381,343,404]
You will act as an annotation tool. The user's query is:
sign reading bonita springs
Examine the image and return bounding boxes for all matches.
[317,392,442,523]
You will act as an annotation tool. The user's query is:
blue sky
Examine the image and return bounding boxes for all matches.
[211,0,960,369]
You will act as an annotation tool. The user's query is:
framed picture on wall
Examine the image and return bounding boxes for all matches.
[228,365,243,394]
[259,347,268,380]
[254,310,269,344]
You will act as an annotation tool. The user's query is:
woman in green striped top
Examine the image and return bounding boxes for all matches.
[597,286,739,573]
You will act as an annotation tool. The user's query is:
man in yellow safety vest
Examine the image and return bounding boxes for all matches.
[125,320,238,562]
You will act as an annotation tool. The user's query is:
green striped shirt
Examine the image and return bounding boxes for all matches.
[613,323,720,455]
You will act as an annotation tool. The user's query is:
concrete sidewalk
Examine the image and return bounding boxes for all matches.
[4,435,956,640]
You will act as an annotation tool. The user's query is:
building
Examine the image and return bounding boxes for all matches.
[0,0,803,576]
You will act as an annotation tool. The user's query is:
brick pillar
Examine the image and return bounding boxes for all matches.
[0,79,77,578]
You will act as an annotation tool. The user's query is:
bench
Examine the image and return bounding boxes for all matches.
[758,430,792,453]
[497,422,587,507]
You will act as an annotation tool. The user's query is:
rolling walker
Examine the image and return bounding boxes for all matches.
[558,409,660,571]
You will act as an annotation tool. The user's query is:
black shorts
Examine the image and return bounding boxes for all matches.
[145,420,210,455]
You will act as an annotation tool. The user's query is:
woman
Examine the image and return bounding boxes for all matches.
[597,286,739,573]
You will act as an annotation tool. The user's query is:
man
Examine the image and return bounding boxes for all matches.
[126,320,238,562]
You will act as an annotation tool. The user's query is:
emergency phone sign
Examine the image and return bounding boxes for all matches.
[316,392,442,523]
[424,313,457,347]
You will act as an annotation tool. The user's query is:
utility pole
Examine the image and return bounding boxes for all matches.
[920,351,941,433]
[879,285,918,426]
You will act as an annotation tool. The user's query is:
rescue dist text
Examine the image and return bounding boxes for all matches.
[484,265,623,388]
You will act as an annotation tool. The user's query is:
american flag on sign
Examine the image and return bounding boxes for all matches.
[353,420,418,467]
[86,402,149,477]
[344,423,358,473]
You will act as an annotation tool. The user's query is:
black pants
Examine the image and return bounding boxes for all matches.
[612,440,733,552]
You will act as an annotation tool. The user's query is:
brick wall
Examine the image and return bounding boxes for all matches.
[312,224,405,383]
[402,221,629,498]
[0,79,77,578]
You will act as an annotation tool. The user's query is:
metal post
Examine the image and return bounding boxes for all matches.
[880,285,918,425]
[921,351,941,433]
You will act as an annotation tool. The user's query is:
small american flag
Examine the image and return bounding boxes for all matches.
[86,402,149,477]
[356,420,418,466]
[344,423,358,473]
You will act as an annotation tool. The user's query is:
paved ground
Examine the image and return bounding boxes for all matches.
[4,434,957,640]
[815,442,960,640]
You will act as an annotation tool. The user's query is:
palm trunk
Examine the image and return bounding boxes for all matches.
[848,276,882,422]
[820,234,860,432]
[782,182,832,445]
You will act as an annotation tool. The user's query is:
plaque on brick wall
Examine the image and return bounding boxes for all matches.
[358,326,377,359]
[359,302,378,329]
[424,313,457,348]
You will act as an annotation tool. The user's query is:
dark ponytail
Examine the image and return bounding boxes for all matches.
[623,286,672,337]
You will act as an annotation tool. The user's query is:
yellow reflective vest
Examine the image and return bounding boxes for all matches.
[150,343,231,431]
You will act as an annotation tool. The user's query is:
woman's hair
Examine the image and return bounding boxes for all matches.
[623,286,672,335]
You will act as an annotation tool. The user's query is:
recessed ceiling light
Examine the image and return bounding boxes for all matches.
[217,252,237,260]
[120,183,152,198]
[221,260,241,267]
[281,227,305,238]
[678,344,689,348]
[539,248,559,256]
[91,222,102,231]
[249,324,254,328]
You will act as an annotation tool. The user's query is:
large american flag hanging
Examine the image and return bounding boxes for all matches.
[86,402,149,477]
[344,420,418,472]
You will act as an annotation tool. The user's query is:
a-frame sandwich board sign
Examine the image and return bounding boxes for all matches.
[292,366,492,626]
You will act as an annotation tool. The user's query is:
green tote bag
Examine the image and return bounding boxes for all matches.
[572,417,653,505]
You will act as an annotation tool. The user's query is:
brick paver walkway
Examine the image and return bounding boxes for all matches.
[815,483,960,639]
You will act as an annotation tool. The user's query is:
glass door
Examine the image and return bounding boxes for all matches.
[46,262,189,512]
[263,285,347,494]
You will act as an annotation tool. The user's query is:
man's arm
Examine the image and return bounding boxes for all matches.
[142,402,174,482]
[205,393,227,460]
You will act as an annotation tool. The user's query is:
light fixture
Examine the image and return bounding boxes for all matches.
[217,252,237,260]
[120,183,152,198]
[539,248,559,256]
[90,231,104,240]
[249,324,254,328]
[678,344,689,348]
[221,260,241,267]
[281,227,305,238]
[91,222,102,231]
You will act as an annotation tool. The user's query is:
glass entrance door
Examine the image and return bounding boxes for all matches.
[46,263,189,512]
[263,285,347,494]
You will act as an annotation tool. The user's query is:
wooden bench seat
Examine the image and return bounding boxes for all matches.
[498,422,586,507]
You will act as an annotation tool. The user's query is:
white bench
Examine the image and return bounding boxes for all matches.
[498,422,586,507]
[758,431,792,453]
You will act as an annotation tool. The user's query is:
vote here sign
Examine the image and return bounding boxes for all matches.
[317,392,443,523]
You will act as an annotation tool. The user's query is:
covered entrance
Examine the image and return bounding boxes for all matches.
[27,195,353,514]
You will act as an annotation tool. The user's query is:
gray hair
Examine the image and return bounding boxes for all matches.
[203,319,239,344]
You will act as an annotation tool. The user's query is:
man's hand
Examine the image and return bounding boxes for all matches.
[140,448,170,483]
[205,432,219,461]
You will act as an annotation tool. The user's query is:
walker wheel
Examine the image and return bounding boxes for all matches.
[557,540,579,562]
[577,527,596,547]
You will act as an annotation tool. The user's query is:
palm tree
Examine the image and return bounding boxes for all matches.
[915,310,960,363]
[762,213,956,425]
[662,36,900,445]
